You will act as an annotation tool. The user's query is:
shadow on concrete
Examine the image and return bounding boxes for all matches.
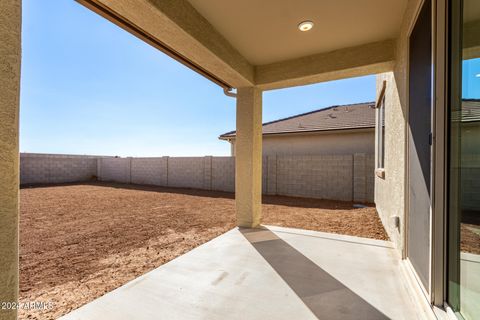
[269,228,392,249]
[240,227,389,320]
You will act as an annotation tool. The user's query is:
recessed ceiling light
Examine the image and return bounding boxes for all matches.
[298,21,314,32]
[476,73,480,78]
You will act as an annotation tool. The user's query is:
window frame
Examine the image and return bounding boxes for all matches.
[375,81,387,178]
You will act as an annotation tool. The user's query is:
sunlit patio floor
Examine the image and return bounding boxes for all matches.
[60,225,434,320]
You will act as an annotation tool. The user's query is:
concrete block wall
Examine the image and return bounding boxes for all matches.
[130,157,168,186]
[98,157,131,183]
[365,154,375,202]
[211,157,235,192]
[461,154,480,211]
[20,153,375,202]
[274,155,354,202]
[167,157,206,189]
[264,156,278,195]
[20,153,99,185]
[203,156,213,190]
[353,154,375,202]
[262,156,268,194]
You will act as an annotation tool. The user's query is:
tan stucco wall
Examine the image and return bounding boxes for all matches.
[256,40,396,90]
[375,0,423,254]
[0,1,21,319]
[235,87,263,228]
[229,130,374,156]
[375,72,405,252]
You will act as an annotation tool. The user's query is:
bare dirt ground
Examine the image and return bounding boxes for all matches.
[461,224,480,255]
[19,182,387,319]
[461,210,480,255]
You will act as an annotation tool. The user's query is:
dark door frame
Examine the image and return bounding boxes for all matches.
[404,0,435,301]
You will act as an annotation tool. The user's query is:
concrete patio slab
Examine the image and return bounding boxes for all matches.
[460,252,480,320]
[60,226,433,320]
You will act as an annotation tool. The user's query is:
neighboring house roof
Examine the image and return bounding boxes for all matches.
[219,101,376,139]
[452,99,480,123]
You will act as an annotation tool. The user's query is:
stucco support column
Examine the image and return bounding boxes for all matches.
[0,1,21,319]
[235,87,262,228]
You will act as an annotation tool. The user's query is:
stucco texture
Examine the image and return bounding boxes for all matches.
[375,0,423,254]
[0,1,21,320]
[235,87,263,227]
[231,130,374,156]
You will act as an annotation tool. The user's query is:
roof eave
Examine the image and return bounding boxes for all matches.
[218,126,375,140]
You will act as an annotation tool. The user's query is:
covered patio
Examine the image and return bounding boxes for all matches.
[60,226,432,320]
[0,0,460,319]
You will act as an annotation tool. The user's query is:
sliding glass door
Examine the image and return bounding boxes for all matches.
[448,0,480,319]
[408,0,432,293]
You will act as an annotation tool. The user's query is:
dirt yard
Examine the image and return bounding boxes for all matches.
[462,224,480,254]
[461,210,480,254]
[19,182,387,319]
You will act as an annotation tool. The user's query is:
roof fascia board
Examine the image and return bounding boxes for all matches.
[220,127,375,140]
[76,0,254,88]
[255,40,396,91]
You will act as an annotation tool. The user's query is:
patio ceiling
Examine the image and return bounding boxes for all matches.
[465,0,480,23]
[77,0,405,89]
[187,0,408,66]
[464,0,480,60]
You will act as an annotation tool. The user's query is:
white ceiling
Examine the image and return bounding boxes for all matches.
[188,0,408,65]
[465,0,480,23]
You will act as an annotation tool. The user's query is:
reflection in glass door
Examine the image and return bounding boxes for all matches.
[448,0,480,319]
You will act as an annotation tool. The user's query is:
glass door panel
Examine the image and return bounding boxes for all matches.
[448,0,480,319]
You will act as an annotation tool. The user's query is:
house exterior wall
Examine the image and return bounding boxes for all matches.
[375,0,423,254]
[375,71,406,252]
[461,124,480,210]
[0,1,21,319]
[229,130,375,156]
[461,154,480,211]
[461,123,480,155]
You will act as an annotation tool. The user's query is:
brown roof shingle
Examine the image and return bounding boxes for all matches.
[451,99,480,123]
[219,101,376,139]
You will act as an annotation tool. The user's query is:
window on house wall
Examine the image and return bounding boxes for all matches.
[376,81,386,177]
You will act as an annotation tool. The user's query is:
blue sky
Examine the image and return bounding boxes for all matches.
[463,59,480,99]
[20,0,376,157]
